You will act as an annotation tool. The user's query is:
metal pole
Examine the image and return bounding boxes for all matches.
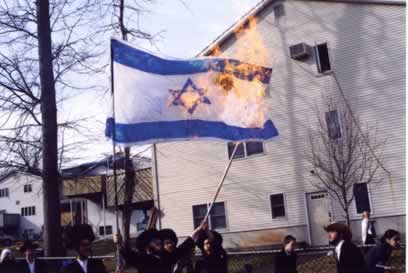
[110,38,122,271]
[80,199,84,224]
[102,194,106,238]
[152,144,162,229]
[69,199,73,226]
[203,142,240,223]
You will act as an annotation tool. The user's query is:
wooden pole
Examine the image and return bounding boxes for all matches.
[203,142,240,223]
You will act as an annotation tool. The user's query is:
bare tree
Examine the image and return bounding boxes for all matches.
[307,97,384,226]
[0,0,104,256]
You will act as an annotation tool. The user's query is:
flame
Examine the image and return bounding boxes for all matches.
[172,13,271,127]
[180,91,201,110]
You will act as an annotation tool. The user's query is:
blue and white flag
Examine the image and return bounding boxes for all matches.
[106,38,278,145]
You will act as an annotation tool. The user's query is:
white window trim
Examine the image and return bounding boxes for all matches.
[270,192,288,220]
[226,141,266,160]
[24,184,33,193]
[192,201,229,231]
[353,182,373,216]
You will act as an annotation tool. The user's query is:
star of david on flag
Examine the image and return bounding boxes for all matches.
[169,78,211,114]
[105,38,279,145]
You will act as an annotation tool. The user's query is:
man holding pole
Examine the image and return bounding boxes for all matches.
[113,222,207,273]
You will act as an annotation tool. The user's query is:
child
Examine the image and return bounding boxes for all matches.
[195,229,228,273]
[275,235,298,273]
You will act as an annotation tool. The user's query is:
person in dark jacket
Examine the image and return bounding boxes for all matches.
[365,229,401,273]
[59,224,107,273]
[18,240,47,273]
[0,248,19,273]
[324,223,366,273]
[160,228,195,273]
[275,235,298,273]
[114,223,205,273]
[195,229,228,273]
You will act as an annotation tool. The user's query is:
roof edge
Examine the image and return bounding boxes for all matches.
[198,0,405,57]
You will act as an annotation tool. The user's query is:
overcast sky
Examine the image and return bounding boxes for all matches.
[64,0,260,166]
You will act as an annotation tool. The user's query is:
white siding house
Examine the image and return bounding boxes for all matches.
[0,172,44,239]
[0,158,153,240]
[153,0,405,248]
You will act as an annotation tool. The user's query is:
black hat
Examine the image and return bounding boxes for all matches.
[20,240,39,253]
[324,223,352,241]
[196,230,223,251]
[136,229,161,251]
[63,224,95,249]
[159,229,178,245]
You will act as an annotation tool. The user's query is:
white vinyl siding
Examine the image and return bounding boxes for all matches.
[154,1,405,241]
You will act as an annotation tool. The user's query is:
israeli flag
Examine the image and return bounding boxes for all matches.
[106,38,278,145]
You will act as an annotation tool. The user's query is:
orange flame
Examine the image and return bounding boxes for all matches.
[175,14,271,128]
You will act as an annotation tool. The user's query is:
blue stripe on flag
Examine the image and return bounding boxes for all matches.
[105,118,278,143]
[112,39,272,84]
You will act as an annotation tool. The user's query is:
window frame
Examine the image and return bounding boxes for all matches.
[314,42,332,74]
[21,206,36,216]
[227,141,265,160]
[99,225,113,236]
[270,193,287,219]
[24,184,33,193]
[192,201,228,230]
[353,183,372,214]
[0,188,9,198]
[325,110,342,140]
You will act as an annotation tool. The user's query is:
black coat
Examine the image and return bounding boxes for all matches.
[336,240,366,273]
[195,250,228,273]
[365,241,393,273]
[0,260,20,273]
[275,250,298,273]
[59,259,107,273]
[17,259,48,273]
[120,237,195,273]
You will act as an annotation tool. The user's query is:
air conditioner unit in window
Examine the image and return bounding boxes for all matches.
[289,43,312,60]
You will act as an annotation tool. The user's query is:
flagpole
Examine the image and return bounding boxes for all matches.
[203,142,240,223]
[110,39,122,271]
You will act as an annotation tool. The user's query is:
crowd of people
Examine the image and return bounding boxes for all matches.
[0,211,402,273]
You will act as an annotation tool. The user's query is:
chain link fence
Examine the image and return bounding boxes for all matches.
[12,245,405,273]
[225,246,405,273]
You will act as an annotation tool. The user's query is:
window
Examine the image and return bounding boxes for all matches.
[273,4,285,19]
[0,188,9,198]
[325,110,341,139]
[228,141,264,159]
[315,43,331,73]
[99,225,113,236]
[270,194,286,218]
[354,183,371,214]
[193,204,208,229]
[21,206,36,216]
[192,202,227,230]
[24,184,32,193]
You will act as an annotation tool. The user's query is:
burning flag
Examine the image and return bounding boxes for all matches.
[105,38,278,145]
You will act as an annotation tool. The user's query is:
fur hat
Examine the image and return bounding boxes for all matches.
[63,224,95,249]
[324,223,352,241]
[159,228,178,245]
[19,240,39,253]
[196,230,223,251]
[136,229,161,251]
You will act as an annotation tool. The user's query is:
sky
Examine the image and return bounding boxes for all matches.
[63,0,261,166]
